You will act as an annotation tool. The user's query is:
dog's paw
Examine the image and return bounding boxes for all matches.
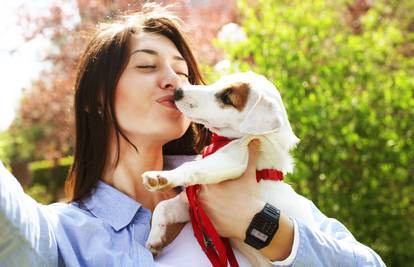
[146,224,167,257]
[142,171,175,192]
[146,240,163,257]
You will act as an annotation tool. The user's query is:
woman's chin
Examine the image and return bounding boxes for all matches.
[149,123,189,143]
[124,117,190,145]
[165,126,189,141]
[166,118,191,136]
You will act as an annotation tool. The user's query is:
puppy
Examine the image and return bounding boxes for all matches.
[142,72,314,266]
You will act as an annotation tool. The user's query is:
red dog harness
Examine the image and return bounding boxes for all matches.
[186,133,284,267]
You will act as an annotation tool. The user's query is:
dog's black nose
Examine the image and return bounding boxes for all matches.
[173,88,184,101]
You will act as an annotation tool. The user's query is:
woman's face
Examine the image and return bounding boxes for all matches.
[115,32,191,145]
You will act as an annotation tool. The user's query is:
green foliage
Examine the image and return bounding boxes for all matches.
[26,184,53,205]
[0,131,12,166]
[0,130,71,203]
[28,157,72,203]
[218,0,414,265]
[0,120,40,164]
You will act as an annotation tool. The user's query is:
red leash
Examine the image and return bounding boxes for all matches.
[186,134,284,267]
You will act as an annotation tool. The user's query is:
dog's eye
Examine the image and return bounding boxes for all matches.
[220,90,233,106]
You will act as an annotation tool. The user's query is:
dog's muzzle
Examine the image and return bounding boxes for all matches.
[173,88,184,101]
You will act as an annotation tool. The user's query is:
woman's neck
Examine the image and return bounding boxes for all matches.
[102,137,176,211]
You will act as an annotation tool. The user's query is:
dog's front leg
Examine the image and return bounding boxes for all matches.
[142,141,249,192]
[146,193,190,256]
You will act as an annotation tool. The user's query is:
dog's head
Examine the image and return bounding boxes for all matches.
[174,72,298,146]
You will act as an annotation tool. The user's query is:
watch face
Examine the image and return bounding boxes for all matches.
[250,228,269,242]
[245,203,280,249]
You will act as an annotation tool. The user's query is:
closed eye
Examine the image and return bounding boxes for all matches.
[136,66,188,78]
[136,65,156,69]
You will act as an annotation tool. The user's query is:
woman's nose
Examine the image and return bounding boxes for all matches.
[160,67,180,91]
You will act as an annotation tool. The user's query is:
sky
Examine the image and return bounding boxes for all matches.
[0,0,59,131]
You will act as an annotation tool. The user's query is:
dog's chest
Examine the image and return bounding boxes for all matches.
[242,135,293,172]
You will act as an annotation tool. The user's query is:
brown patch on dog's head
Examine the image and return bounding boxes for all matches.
[215,82,250,111]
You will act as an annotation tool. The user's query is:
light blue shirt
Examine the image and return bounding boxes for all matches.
[0,159,386,266]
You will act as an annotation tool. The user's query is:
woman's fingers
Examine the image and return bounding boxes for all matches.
[242,139,261,180]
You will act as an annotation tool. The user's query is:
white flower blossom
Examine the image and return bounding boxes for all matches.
[213,59,231,72]
[217,23,246,43]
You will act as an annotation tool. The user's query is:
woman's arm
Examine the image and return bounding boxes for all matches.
[265,199,386,266]
[198,140,386,266]
[0,160,58,266]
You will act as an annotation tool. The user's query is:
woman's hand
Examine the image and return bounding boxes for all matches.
[182,139,295,261]
[195,139,264,240]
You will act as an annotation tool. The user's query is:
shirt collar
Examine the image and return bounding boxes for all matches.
[82,181,142,231]
[81,155,200,231]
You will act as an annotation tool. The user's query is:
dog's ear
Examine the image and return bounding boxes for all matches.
[239,94,283,135]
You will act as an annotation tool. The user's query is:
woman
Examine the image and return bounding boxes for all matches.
[0,4,385,267]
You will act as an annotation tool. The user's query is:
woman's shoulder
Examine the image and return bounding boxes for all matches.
[45,201,95,226]
[45,201,108,249]
[48,200,83,210]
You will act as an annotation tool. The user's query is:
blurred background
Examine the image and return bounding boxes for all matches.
[0,0,413,265]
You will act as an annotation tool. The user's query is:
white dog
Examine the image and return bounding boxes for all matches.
[142,72,314,266]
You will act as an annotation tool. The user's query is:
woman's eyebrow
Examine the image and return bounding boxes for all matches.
[130,49,185,61]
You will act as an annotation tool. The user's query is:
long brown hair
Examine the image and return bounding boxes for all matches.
[66,5,210,202]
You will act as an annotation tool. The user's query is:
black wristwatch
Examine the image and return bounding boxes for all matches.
[244,203,280,249]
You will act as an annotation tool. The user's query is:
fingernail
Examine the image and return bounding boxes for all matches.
[251,139,260,146]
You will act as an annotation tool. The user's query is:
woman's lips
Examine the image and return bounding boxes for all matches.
[156,95,178,110]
